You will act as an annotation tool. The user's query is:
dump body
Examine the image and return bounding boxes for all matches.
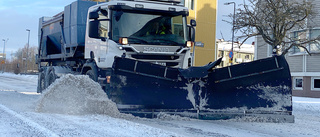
[38,1,96,60]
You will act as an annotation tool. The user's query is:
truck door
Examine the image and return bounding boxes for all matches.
[86,8,122,68]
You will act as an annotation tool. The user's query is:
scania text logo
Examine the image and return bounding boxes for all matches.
[143,47,170,52]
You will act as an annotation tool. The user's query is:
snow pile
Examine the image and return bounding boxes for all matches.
[226,115,291,123]
[36,74,120,117]
[156,112,191,121]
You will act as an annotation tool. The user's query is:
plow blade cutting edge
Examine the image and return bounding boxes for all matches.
[107,55,294,122]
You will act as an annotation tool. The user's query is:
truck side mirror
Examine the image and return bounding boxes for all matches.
[188,19,196,42]
[89,11,99,19]
[190,19,196,27]
[189,27,195,42]
[89,20,100,38]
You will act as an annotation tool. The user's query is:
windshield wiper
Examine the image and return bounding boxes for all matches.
[127,37,148,44]
[152,38,180,45]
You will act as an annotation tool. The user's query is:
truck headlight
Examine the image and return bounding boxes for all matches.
[119,37,128,45]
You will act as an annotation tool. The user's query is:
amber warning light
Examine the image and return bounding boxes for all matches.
[119,37,128,45]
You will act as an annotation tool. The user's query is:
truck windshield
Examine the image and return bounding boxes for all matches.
[111,10,187,46]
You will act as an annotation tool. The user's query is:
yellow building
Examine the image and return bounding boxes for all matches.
[183,0,217,66]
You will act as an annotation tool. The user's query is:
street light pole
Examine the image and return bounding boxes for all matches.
[2,39,8,73]
[2,39,4,55]
[26,29,30,74]
[224,2,236,65]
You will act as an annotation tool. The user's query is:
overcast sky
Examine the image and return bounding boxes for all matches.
[0,0,247,60]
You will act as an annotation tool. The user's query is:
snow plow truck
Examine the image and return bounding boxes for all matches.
[37,0,294,122]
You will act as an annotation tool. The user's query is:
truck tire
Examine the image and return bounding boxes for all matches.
[45,69,57,88]
[37,72,46,93]
[86,69,98,82]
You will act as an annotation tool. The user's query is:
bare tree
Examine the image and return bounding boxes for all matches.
[2,45,38,74]
[232,0,316,55]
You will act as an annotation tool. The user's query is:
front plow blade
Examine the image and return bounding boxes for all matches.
[108,55,294,122]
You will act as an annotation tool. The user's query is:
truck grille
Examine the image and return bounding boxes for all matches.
[131,55,179,60]
[128,54,181,67]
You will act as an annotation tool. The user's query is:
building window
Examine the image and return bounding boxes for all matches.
[218,51,225,60]
[183,0,195,10]
[290,29,320,54]
[311,77,320,91]
[293,77,303,90]
[189,0,195,10]
[308,29,320,52]
[245,55,249,59]
[290,30,307,54]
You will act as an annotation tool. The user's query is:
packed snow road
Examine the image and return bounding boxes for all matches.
[1,73,320,137]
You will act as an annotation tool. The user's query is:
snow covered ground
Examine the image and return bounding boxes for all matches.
[1,72,320,137]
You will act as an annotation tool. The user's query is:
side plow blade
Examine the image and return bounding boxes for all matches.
[108,55,294,122]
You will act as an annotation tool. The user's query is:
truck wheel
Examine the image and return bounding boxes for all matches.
[86,70,98,82]
[45,70,57,88]
[37,72,46,93]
